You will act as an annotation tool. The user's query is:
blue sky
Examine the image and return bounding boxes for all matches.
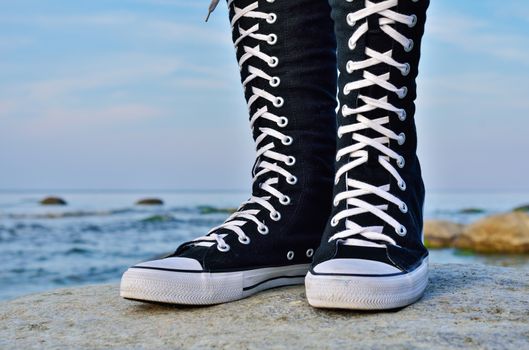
[0,0,528,191]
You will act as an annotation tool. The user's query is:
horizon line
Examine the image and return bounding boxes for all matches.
[1,188,529,194]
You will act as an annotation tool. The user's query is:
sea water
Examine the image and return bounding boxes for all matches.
[1,190,528,301]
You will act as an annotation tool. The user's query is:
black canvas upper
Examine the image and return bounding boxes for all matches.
[171,0,337,272]
[312,0,430,273]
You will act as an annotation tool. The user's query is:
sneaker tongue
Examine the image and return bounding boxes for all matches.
[350,13,393,191]
[341,10,397,233]
[351,10,394,151]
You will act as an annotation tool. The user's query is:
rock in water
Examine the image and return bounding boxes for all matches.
[135,198,164,206]
[0,264,527,349]
[140,215,176,223]
[513,204,529,212]
[454,212,529,253]
[39,196,67,206]
[424,220,464,248]
[458,208,486,214]
[198,205,237,214]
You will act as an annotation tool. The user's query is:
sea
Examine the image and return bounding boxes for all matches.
[1,190,528,301]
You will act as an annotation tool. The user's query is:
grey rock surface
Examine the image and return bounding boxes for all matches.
[1,264,528,350]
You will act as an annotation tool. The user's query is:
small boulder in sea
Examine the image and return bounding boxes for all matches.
[135,198,164,206]
[454,212,529,253]
[40,196,67,206]
[423,220,464,249]
[198,205,237,214]
[140,214,176,223]
[513,204,529,212]
[458,208,485,214]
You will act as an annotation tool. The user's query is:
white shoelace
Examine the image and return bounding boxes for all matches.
[330,0,418,249]
[197,0,295,252]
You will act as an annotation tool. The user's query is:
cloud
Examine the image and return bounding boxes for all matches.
[0,11,229,45]
[20,55,182,101]
[418,72,529,113]
[427,12,529,66]
[32,104,163,131]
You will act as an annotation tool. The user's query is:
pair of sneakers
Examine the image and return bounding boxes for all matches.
[120,0,430,310]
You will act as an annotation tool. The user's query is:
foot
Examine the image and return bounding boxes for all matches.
[121,0,337,305]
[305,0,430,310]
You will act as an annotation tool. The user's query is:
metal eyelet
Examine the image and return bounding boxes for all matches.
[399,202,408,213]
[399,181,407,191]
[330,217,339,227]
[409,14,417,28]
[397,157,405,168]
[258,224,269,235]
[270,77,281,87]
[270,211,281,221]
[267,34,278,45]
[396,226,407,236]
[398,133,406,145]
[274,97,284,108]
[398,109,407,121]
[348,37,356,50]
[398,86,408,99]
[286,175,298,185]
[404,39,414,52]
[346,13,356,27]
[217,243,230,252]
[285,156,296,166]
[282,136,293,145]
[267,13,277,24]
[287,251,295,260]
[341,105,349,116]
[401,63,411,76]
[268,56,279,67]
[280,196,291,205]
[277,116,288,127]
[306,249,314,258]
[346,61,354,74]
[239,236,251,245]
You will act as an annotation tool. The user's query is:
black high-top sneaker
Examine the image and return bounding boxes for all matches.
[305,0,430,310]
[120,0,337,305]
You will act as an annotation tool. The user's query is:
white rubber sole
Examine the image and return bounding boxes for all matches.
[305,258,428,310]
[120,264,309,305]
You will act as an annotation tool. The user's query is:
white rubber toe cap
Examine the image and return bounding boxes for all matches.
[313,259,401,275]
[134,257,203,271]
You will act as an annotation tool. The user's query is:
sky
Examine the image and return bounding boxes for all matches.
[0,0,528,192]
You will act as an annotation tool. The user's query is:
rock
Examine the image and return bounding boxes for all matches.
[1,264,528,349]
[454,212,529,253]
[140,215,177,223]
[458,208,485,214]
[424,220,464,248]
[39,196,67,206]
[198,205,237,214]
[513,204,529,212]
[135,198,164,206]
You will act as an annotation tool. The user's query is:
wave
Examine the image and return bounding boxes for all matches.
[0,205,236,220]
